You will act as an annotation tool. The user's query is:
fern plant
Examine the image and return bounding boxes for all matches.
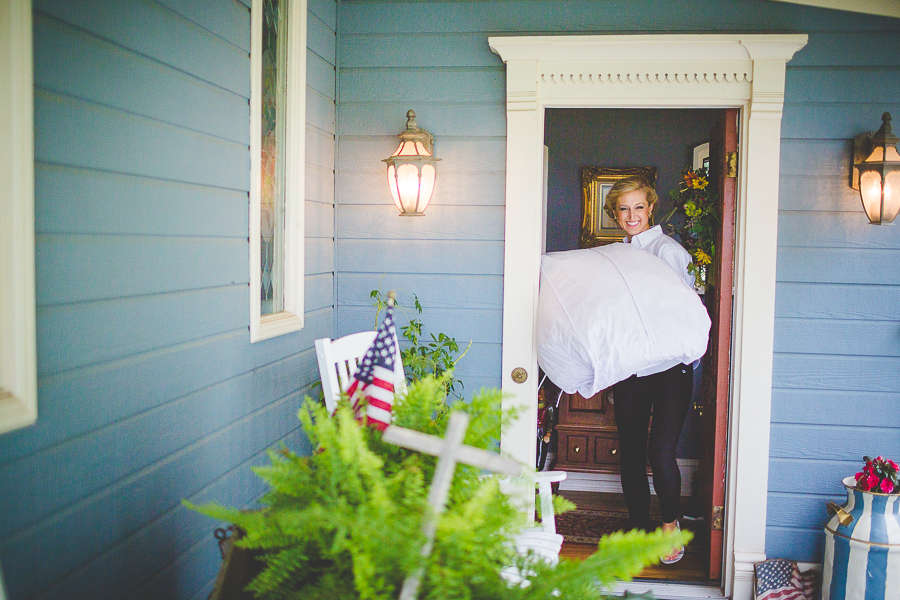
[187,376,687,599]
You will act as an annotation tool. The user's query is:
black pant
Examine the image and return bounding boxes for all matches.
[612,363,693,530]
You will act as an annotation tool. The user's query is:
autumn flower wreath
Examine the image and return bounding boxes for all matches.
[855,455,900,494]
[665,167,719,291]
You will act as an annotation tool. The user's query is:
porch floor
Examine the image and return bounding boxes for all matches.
[557,491,712,584]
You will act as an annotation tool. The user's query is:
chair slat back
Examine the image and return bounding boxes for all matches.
[315,331,406,414]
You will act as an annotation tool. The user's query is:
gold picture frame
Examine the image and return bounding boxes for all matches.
[580,166,657,248]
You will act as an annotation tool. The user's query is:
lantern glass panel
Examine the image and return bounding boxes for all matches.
[394,141,419,157]
[860,170,884,221]
[396,163,422,212]
[864,146,885,162]
[885,145,900,162]
[418,164,436,213]
[884,170,900,222]
[386,164,403,211]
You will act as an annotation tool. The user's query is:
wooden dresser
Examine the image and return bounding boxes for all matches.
[555,388,622,474]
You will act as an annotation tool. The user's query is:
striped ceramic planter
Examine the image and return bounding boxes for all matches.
[822,476,900,600]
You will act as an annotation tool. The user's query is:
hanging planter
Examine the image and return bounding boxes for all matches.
[822,457,900,600]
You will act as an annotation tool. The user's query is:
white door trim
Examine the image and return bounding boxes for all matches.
[489,34,807,600]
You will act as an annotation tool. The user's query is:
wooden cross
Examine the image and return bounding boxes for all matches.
[382,411,525,600]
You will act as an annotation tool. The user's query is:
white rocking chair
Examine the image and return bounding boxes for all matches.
[501,470,567,586]
[314,331,407,414]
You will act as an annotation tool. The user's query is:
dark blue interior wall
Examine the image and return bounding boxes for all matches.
[337,0,900,564]
[543,108,721,252]
[0,1,336,599]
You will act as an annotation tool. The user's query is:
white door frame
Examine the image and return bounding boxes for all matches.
[490,34,807,600]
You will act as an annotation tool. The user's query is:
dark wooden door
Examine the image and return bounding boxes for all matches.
[699,108,738,581]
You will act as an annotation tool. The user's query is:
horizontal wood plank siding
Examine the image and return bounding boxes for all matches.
[0,0,336,598]
[336,0,900,567]
[770,24,900,562]
[5,0,900,596]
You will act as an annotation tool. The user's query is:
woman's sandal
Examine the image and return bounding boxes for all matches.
[660,520,684,565]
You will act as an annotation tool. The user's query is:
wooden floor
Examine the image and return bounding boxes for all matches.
[557,490,713,584]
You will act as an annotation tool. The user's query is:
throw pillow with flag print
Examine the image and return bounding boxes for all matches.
[346,304,399,431]
[755,559,819,600]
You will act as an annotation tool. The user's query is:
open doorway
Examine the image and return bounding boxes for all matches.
[540,107,733,584]
[489,33,807,600]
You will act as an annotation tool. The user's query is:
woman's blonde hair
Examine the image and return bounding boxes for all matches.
[603,176,658,222]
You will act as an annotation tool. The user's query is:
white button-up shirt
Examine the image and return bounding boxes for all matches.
[624,225,699,376]
[624,225,694,288]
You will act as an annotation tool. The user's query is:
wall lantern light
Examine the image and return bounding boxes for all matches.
[383,110,440,216]
[851,112,900,225]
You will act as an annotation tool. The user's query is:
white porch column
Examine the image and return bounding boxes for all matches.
[499,59,543,477]
[727,45,795,599]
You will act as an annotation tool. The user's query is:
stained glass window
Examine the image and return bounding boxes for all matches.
[250,0,305,342]
[260,0,288,315]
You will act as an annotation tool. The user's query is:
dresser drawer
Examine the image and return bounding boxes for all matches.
[563,434,589,464]
[557,427,620,472]
[593,434,621,466]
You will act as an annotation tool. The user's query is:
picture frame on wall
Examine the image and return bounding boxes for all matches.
[580,166,657,248]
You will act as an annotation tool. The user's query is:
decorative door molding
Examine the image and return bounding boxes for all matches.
[489,33,807,600]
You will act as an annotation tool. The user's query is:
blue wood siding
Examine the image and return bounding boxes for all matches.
[336,0,900,564]
[2,0,898,595]
[0,0,336,598]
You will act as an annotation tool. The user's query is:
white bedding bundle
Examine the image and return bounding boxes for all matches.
[537,243,711,398]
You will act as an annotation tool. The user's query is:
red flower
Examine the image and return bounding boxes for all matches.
[889,460,899,470]
[880,479,895,494]
[855,472,865,482]
[867,474,880,489]
[859,477,872,491]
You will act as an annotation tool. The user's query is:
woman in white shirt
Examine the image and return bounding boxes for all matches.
[603,176,696,564]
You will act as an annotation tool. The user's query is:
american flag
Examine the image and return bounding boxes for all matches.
[346,305,399,431]
[755,559,819,600]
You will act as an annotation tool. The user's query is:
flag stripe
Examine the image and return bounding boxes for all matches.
[368,398,393,412]
[367,386,394,404]
[343,306,399,429]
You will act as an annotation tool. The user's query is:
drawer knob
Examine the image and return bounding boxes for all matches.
[574,446,581,453]
[611,448,617,455]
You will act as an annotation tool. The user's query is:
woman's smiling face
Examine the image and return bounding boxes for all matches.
[615,189,653,238]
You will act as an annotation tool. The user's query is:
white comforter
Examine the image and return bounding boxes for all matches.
[537,243,711,397]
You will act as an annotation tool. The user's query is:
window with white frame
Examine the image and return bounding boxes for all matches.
[0,0,37,434]
[250,0,306,341]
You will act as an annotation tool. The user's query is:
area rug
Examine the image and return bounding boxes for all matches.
[555,509,702,554]
[554,509,633,544]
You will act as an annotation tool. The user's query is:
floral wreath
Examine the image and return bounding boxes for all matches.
[664,167,719,290]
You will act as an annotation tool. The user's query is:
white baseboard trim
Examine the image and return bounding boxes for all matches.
[558,459,699,497]
[609,581,725,599]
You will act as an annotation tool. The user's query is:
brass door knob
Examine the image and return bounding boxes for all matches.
[610,448,617,455]
[574,446,581,453]
[511,367,528,384]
